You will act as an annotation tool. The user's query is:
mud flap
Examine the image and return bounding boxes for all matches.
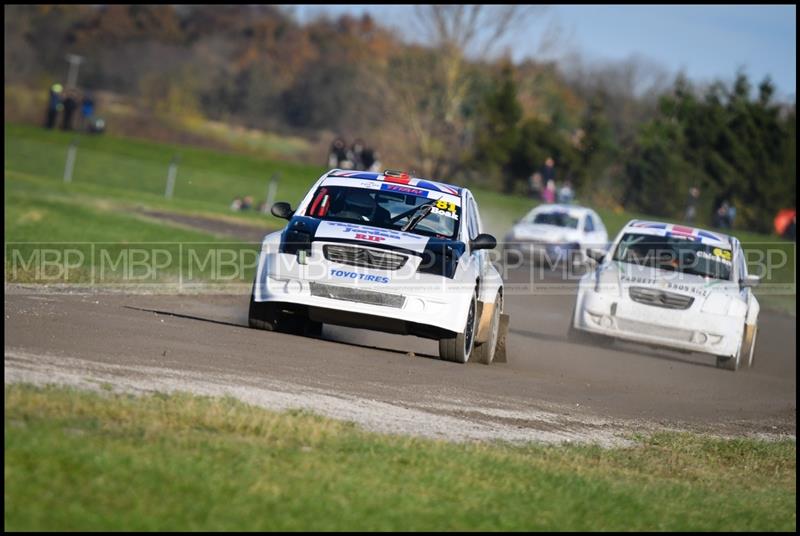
[493,313,510,363]
[475,301,493,343]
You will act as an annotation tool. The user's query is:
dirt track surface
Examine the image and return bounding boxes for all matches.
[5,268,795,445]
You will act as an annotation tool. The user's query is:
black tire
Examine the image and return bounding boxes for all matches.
[439,291,478,364]
[567,305,614,346]
[248,292,279,331]
[716,325,756,371]
[474,292,502,365]
[248,292,322,336]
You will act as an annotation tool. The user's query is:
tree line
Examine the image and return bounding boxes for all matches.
[4,5,795,233]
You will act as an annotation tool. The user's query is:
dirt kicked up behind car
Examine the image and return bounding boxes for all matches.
[248,169,510,364]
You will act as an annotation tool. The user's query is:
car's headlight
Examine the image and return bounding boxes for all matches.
[701,294,746,316]
[701,293,731,315]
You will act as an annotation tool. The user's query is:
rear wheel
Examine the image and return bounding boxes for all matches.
[439,292,478,363]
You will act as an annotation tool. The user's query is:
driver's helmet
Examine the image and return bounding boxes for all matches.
[345,189,377,219]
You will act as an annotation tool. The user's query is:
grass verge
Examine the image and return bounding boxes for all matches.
[4,121,795,313]
[4,384,796,531]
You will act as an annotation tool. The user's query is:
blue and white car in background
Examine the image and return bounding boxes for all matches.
[250,169,508,364]
[570,220,760,371]
[504,204,608,266]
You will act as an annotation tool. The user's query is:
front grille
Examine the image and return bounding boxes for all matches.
[310,282,405,308]
[629,286,694,310]
[323,245,407,271]
[615,318,694,341]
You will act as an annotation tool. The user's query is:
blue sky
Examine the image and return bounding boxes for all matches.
[290,4,796,100]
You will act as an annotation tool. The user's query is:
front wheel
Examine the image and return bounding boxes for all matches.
[474,292,502,365]
[249,293,322,337]
[566,305,614,346]
[439,291,478,363]
[716,324,756,371]
[249,292,279,331]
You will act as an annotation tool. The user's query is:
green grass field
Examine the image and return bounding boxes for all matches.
[4,125,797,531]
[4,122,795,311]
[4,384,795,531]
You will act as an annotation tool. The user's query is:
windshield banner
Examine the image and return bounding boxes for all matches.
[314,221,430,253]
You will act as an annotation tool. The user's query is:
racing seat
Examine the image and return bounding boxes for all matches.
[339,190,378,222]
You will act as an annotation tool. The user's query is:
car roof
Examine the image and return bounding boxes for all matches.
[324,169,463,197]
[622,220,732,247]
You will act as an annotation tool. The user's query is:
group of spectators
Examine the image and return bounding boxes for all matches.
[685,186,738,230]
[328,137,381,172]
[44,83,103,133]
[528,157,574,205]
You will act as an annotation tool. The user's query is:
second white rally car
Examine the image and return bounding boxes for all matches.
[503,204,609,266]
[250,169,509,364]
[569,220,760,371]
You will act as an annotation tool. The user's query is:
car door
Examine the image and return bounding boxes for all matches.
[466,193,488,283]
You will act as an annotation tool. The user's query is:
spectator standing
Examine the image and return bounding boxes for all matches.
[328,137,347,168]
[367,150,381,172]
[61,89,78,131]
[540,157,556,186]
[542,180,556,204]
[528,172,543,199]
[350,139,365,170]
[557,180,574,204]
[684,186,700,223]
[713,200,731,229]
[44,83,63,129]
[361,145,376,171]
[80,93,95,131]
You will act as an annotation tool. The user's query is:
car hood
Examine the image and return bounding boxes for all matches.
[313,220,432,253]
[596,261,743,309]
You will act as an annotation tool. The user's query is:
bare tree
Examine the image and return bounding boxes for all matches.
[389,5,544,177]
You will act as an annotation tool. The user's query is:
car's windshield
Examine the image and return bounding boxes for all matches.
[527,211,579,229]
[612,232,733,280]
[305,185,461,239]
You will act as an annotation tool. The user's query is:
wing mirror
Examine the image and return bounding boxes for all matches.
[470,233,497,251]
[271,202,295,220]
[740,274,760,289]
[586,248,606,263]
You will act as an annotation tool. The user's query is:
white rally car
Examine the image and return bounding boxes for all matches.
[569,220,760,371]
[249,169,509,364]
[504,204,608,266]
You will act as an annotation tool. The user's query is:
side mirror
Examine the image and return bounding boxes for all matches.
[470,233,497,251]
[271,202,294,220]
[740,274,760,289]
[586,248,606,263]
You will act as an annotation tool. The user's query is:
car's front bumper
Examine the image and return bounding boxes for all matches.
[575,290,743,357]
[253,252,475,335]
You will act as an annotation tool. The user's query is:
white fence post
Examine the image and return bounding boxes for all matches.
[63,139,77,183]
[165,154,179,199]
